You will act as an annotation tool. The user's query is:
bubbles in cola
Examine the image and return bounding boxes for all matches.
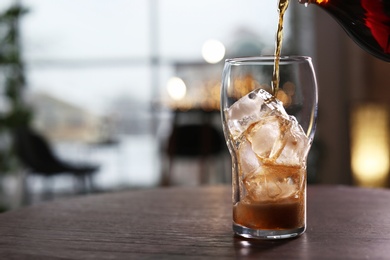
[225,88,310,202]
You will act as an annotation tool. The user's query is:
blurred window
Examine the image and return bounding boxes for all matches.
[1,0,292,188]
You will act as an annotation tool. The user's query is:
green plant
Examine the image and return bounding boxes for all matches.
[0,3,32,174]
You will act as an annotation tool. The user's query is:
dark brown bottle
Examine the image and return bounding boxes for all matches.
[299,0,390,62]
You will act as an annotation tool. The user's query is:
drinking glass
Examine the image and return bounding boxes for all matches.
[221,56,318,239]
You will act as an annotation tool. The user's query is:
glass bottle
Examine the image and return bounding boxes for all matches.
[298,0,390,62]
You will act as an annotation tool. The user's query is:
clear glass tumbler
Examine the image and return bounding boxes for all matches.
[221,56,318,239]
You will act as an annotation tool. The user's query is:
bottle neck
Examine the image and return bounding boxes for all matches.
[298,0,312,4]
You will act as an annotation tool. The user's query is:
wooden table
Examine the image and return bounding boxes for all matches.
[1,185,390,259]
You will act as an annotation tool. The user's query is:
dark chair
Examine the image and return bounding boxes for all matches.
[161,123,227,186]
[13,127,99,201]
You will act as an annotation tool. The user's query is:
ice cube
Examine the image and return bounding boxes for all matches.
[246,116,286,160]
[237,139,261,177]
[243,165,303,202]
[275,116,310,166]
[225,88,288,140]
[246,114,309,167]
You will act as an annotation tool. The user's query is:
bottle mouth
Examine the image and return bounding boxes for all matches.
[298,0,310,3]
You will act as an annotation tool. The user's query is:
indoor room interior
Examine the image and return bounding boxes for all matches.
[1,0,390,212]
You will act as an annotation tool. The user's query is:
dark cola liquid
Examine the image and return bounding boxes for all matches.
[312,0,390,62]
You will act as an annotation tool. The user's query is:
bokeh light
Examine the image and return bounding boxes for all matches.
[166,77,187,101]
[351,104,390,187]
[201,39,226,64]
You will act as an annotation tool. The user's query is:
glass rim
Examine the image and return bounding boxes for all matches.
[225,55,312,65]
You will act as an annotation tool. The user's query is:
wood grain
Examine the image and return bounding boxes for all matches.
[1,185,390,259]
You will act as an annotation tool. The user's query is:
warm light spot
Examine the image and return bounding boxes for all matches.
[229,74,262,99]
[351,104,390,187]
[316,0,329,4]
[282,81,295,96]
[276,90,290,107]
[202,39,226,64]
[167,77,186,101]
[277,81,296,107]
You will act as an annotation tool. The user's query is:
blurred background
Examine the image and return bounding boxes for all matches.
[1,0,390,211]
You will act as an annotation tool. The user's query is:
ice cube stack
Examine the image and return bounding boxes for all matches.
[226,88,310,168]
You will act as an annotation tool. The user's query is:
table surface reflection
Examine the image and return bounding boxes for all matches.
[1,185,390,259]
